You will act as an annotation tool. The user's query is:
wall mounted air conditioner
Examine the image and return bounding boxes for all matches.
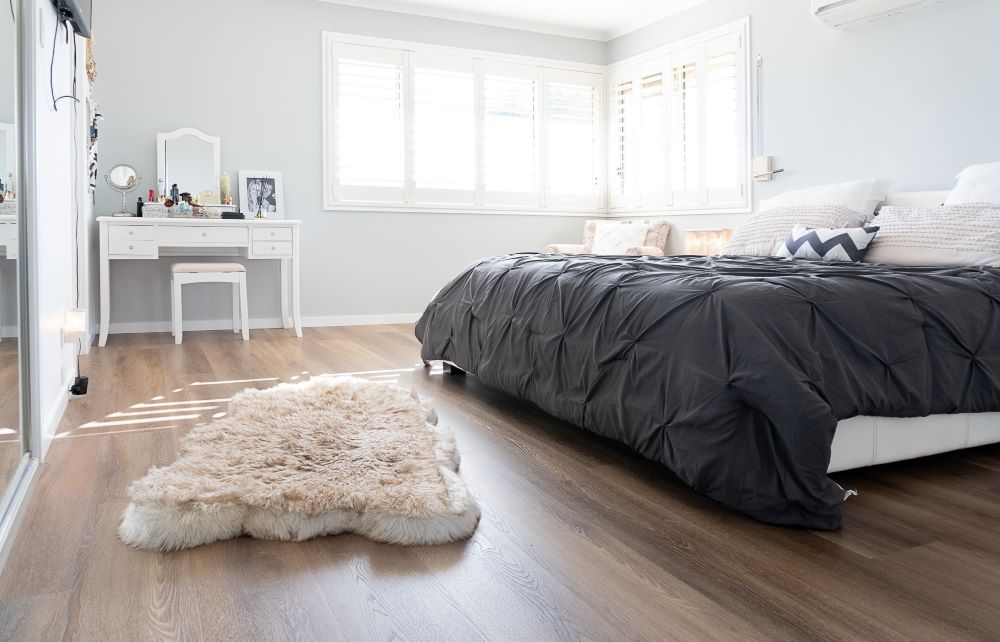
[812,0,949,29]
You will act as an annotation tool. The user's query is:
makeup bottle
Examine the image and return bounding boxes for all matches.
[137,197,144,217]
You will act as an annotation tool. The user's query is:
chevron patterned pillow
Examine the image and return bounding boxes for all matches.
[776,224,880,262]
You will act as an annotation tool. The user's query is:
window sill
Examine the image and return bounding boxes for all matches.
[607,206,752,218]
[323,203,606,217]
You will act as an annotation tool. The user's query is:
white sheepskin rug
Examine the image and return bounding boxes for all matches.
[119,376,480,551]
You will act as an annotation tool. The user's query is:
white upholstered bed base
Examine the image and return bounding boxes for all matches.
[829,412,1000,472]
[828,190,999,472]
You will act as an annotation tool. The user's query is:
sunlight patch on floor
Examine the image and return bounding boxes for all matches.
[79,414,203,429]
[190,377,280,386]
[53,425,182,439]
[131,398,233,409]
[109,406,220,418]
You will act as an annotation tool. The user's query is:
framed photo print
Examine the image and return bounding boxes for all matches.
[238,170,285,219]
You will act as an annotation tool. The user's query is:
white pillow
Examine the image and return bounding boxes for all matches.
[760,179,891,221]
[591,221,651,255]
[865,204,1000,267]
[944,162,1000,206]
[721,206,865,257]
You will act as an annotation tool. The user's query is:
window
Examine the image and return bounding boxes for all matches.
[610,77,633,206]
[412,54,475,203]
[330,44,405,203]
[544,71,603,208]
[607,21,748,212]
[482,62,539,206]
[324,22,746,216]
[325,35,605,212]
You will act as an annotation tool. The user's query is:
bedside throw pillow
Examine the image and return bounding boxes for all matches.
[865,204,1000,267]
[777,224,879,262]
[943,162,1000,206]
[589,220,669,255]
[721,205,863,256]
[760,179,891,221]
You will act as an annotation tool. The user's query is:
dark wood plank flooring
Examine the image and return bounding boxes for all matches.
[0,325,998,640]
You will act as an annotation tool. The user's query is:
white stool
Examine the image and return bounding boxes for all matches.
[171,263,249,344]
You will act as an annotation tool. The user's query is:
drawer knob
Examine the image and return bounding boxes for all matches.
[129,245,134,250]
[270,231,275,236]
[128,230,134,236]
[271,246,276,250]
[202,232,207,237]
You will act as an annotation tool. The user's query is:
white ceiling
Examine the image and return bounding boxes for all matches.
[320,0,710,41]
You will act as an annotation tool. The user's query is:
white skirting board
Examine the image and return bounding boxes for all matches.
[829,413,1000,472]
[99,313,422,335]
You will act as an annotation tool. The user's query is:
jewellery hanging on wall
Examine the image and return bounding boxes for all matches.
[86,37,97,83]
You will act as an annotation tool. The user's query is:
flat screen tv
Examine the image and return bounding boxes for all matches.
[52,0,92,38]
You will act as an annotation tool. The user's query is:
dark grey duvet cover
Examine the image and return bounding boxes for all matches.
[415,253,1000,529]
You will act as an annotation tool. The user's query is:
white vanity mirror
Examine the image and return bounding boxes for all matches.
[157,128,221,205]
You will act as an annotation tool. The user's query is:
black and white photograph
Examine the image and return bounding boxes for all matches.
[238,170,285,219]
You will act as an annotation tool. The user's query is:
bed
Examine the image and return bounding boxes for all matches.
[415,192,1000,529]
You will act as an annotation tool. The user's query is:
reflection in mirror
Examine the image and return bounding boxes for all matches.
[157,129,221,205]
[105,164,141,215]
[0,0,22,502]
[107,164,138,190]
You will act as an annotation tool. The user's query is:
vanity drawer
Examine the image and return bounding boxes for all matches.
[109,239,156,257]
[252,227,293,242]
[252,241,293,257]
[159,226,249,245]
[109,224,155,241]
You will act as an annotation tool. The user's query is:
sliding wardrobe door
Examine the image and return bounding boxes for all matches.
[0,0,25,504]
[0,0,34,570]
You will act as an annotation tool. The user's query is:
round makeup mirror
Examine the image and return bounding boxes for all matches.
[105,164,141,216]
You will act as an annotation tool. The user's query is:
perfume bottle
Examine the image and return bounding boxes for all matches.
[220,172,232,205]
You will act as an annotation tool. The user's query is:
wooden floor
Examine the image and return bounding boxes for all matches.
[1,325,999,640]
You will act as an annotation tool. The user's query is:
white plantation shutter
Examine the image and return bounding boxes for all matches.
[544,69,603,209]
[330,44,406,203]
[638,58,669,207]
[604,23,746,213]
[705,32,745,206]
[609,76,635,208]
[482,62,540,206]
[412,53,476,204]
[670,45,704,207]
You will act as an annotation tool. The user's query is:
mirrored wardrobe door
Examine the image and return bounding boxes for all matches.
[0,0,24,506]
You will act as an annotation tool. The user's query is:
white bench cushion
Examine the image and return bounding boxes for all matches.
[171,262,246,273]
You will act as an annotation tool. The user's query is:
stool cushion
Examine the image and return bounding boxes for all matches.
[171,262,246,273]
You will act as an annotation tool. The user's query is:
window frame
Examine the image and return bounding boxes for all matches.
[323,32,607,216]
[605,17,752,217]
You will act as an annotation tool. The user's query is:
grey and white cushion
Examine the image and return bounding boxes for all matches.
[865,204,1000,267]
[776,224,879,262]
[722,206,864,256]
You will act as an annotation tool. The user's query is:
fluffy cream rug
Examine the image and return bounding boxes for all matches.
[119,376,479,551]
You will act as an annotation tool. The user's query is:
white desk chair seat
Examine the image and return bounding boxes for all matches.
[171,263,249,344]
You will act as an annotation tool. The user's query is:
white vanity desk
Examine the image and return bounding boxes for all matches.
[98,216,301,347]
[0,213,16,258]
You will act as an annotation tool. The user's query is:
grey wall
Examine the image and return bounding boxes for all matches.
[93,0,604,330]
[95,0,999,328]
[608,0,998,201]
